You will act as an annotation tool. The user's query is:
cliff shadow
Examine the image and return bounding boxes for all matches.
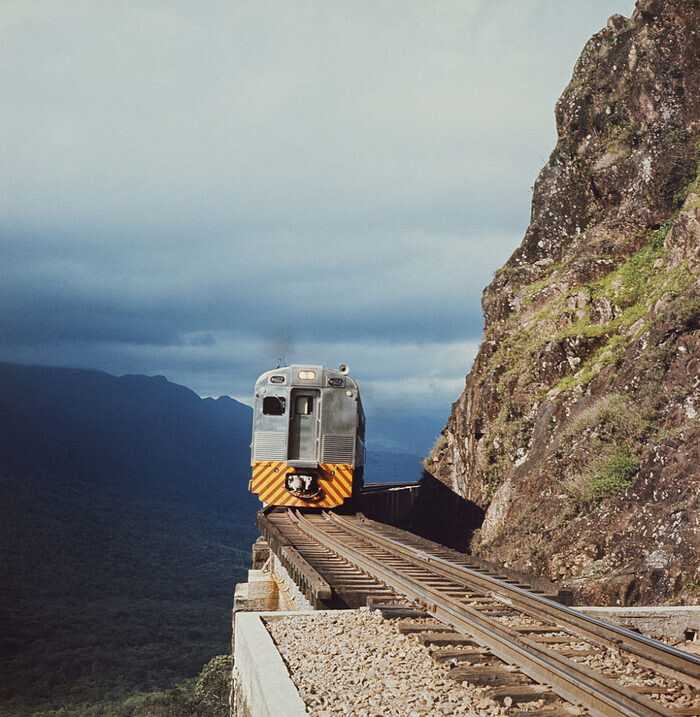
[408,470,485,552]
[359,471,484,553]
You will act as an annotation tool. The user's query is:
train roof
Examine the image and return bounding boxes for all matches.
[254,364,359,390]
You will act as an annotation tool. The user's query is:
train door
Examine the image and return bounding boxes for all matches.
[288,389,319,461]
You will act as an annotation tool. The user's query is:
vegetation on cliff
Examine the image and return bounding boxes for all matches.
[113,655,231,717]
[430,0,699,606]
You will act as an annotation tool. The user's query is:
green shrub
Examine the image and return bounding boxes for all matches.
[423,433,448,469]
[588,449,640,498]
[559,440,640,505]
[562,393,651,442]
[193,654,231,715]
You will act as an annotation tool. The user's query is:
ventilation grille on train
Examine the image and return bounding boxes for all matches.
[253,431,287,461]
[321,435,354,464]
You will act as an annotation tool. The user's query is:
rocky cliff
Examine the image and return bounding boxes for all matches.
[429,0,699,606]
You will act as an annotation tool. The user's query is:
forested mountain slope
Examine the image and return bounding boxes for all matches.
[0,363,257,715]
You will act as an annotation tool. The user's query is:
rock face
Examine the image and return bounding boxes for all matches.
[429,0,699,606]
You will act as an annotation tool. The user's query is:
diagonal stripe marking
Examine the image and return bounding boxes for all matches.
[256,467,286,494]
[322,480,344,505]
[264,482,290,505]
[252,463,278,490]
[252,467,281,493]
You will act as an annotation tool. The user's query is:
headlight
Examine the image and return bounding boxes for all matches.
[297,370,316,380]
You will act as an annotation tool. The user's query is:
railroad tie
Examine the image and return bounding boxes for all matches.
[415,631,476,647]
[555,648,597,658]
[630,685,677,695]
[480,610,520,617]
[508,709,583,717]
[484,684,558,705]
[448,665,532,687]
[368,603,428,619]
[429,647,492,664]
[442,651,502,666]
[527,634,579,644]
[396,620,455,634]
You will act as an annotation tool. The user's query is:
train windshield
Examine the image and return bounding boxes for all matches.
[262,396,286,415]
[295,396,313,415]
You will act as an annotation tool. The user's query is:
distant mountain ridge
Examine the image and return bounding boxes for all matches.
[0,362,255,509]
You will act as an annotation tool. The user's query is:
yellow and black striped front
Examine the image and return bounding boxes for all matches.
[251,461,353,507]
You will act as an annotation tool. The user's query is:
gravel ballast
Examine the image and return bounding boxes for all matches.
[266,609,510,716]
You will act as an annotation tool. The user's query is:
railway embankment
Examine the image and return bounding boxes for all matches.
[231,505,700,716]
[235,610,700,717]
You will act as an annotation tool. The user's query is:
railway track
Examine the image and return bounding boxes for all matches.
[257,508,700,717]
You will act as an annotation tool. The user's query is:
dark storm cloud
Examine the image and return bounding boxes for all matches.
[1,221,510,347]
[1,0,636,435]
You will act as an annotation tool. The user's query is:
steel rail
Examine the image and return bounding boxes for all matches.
[289,510,678,717]
[328,512,700,689]
[361,482,420,491]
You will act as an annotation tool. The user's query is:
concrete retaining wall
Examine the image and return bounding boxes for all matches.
[233,612,309,717]
[577,606,700,641]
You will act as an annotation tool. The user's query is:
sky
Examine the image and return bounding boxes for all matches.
[1,0,636,454]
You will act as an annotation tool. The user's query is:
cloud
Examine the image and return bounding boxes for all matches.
[0,226,519,346]
[0,0,637,449]
[2,0,635,230]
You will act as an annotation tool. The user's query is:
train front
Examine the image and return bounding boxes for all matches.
[249,365,365,508]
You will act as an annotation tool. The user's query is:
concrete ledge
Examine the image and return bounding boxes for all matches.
[233,611,309,717]
[576,606,700,641]
[234,570,281,612]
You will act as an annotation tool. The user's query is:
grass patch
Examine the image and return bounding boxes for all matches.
[555,334,625,391]
[478,406,533,502]
[475,191,697,505]
[557,394,649,505]
[588,449,640,497]
[469,528,483,555]
[605,122,640,147]
[553,227,692,392]
[562,394,627,437]
[486,224,683,397]
[475,227,681,494]
[520,263,564,305]
[672,137,700,207]
[612,224,671,307]
[424,433,448,469]
[561,445,639,504]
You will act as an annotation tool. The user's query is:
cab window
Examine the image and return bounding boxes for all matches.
[295,396,313,415]
[262,396,286,415]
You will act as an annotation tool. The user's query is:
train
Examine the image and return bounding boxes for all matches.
[249,364,365,508]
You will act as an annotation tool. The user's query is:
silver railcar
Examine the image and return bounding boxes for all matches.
[249,364,365,507]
